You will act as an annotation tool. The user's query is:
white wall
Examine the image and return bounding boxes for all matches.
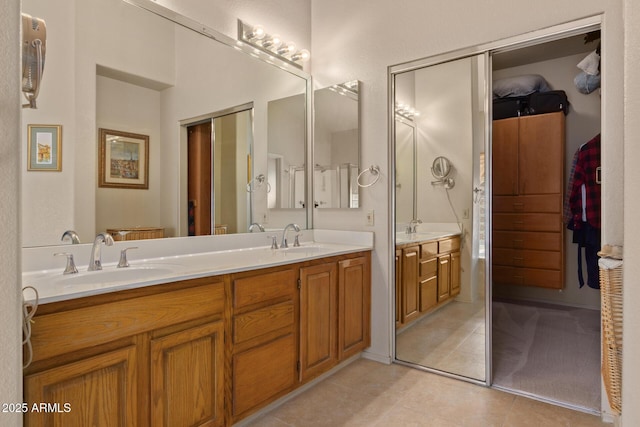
[0,0,22,424]
[96,76,163,233]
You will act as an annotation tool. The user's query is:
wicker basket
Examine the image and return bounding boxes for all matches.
[600,258,623,414]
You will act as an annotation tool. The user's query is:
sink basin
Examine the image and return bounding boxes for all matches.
[281,246,326,255]
[46,265,180,287]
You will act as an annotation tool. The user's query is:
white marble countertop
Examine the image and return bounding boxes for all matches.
[22,230,373,304]
[395,230,460,245]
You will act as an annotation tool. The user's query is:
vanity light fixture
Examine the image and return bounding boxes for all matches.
[238,19,310,69]
[395,102,420,121]
[328,80,359,100]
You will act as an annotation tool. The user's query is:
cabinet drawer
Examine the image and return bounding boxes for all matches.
[438,237,460,254]
[233,301,295,344]
[493,195,561,213]
[233,268,296,309]
[420,241,438,259]
[493,265,562,289]
[493,213,561,232]
[420,258,437,278]
[492,230,561,251]
[493,248,562,270]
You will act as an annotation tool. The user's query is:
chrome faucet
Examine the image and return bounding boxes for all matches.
[407,219,422,234]
[281,223,300,248]
[249,223,265,232]
[88,232,114,271]
[61,230,81,244]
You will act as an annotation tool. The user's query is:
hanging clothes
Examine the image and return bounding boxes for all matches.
[568,134,601,289]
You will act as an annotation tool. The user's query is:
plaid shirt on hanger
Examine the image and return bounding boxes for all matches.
[569,134,601,230]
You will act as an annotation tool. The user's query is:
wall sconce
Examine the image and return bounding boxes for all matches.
[238,20,310,69]
[395,102,420,121]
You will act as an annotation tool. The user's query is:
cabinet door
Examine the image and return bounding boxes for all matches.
[492,117,519,195]
[24,346,137,427]
[300,262,338,382]
[450,252,461,297]
[338,256,371,360]
[401,247,420,324]
[150,321,224,427]
[437,255,451,301]
[518,112,564,195]
[232,333,297,418]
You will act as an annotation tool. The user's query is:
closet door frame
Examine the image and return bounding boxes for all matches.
[387,13,603,392]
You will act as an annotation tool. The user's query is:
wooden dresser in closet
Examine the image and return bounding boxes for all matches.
[492,111,565,289]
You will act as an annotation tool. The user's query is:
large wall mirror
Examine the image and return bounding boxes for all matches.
[21,0,310,247]
[392,54,488,382]
[313,81,360,209]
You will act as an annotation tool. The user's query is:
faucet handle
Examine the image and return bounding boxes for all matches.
[293,233,301,247]
[118,247,138,268]
[54,252,78,275]
[267,235,279,249]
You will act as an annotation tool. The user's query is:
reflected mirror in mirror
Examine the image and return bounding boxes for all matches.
[431,156,452,179]
[393,54,487,381]
[20,0,309,247]
[313,80,360,209]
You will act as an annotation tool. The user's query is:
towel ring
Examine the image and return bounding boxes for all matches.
[246,174,271,193]
[357,165,381,188]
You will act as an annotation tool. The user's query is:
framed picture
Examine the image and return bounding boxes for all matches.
[27,124,62,171]
[98,128,149,189]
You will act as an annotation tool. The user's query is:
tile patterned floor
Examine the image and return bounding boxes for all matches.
[247,358,609,427]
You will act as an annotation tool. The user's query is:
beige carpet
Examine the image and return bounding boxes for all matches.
[492,300,601,411]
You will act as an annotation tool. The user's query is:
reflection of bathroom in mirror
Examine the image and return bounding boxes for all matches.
[313,80,360,209]
[20,0,309,247]
[393,54,487,381]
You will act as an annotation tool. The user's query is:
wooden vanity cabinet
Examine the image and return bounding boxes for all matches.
[23,278,225,427]
[396,236,461,329]
[24,251,372,426]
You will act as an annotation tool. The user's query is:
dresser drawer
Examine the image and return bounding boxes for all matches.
[493,266,562,289]
[492,230,561,251]
[420,241,438,259]
[493,213,562,232]
[233,301,295,344]
[233,269,296,309]
[493,248,562,270]
[420,258,437,278]
[438,237,460,254]
[493,195,561,213]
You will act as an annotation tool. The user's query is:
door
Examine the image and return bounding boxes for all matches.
[186,105,253,236]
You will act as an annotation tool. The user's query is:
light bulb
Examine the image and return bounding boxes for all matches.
[277,42,296,56]
[262,34,282,50]
[247,25,265,40]
[291,49,310,62]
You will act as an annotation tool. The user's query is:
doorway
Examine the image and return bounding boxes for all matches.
[489,31,602,412]
[389,15,606,414]
[184,104,253,236]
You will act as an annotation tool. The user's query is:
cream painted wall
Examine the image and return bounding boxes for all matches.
[0,0,22,424]
[96,76,163,232]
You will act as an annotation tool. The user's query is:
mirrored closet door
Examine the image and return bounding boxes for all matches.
[392,53,489,382]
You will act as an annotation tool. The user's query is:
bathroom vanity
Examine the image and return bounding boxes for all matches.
[395,233,461,329]
[21,233,371,426]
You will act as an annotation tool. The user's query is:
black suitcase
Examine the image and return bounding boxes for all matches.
[528,90,570,115]
[493,96,528,120]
